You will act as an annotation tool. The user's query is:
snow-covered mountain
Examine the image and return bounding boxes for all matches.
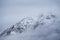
[33,13,56,29]
[0,17,35,38]
[13,17,36,33]
[0,13,60,40]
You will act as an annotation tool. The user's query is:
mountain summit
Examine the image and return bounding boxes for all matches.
[0,13,57,40]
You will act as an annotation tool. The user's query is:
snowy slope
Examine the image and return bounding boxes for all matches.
[0,17,35,38]
[0,13,60,40]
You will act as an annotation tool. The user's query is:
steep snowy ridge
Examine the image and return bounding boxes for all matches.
[0,17,35,38]
[0,13,58,40]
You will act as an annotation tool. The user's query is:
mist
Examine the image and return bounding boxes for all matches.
[0,0,60,40]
